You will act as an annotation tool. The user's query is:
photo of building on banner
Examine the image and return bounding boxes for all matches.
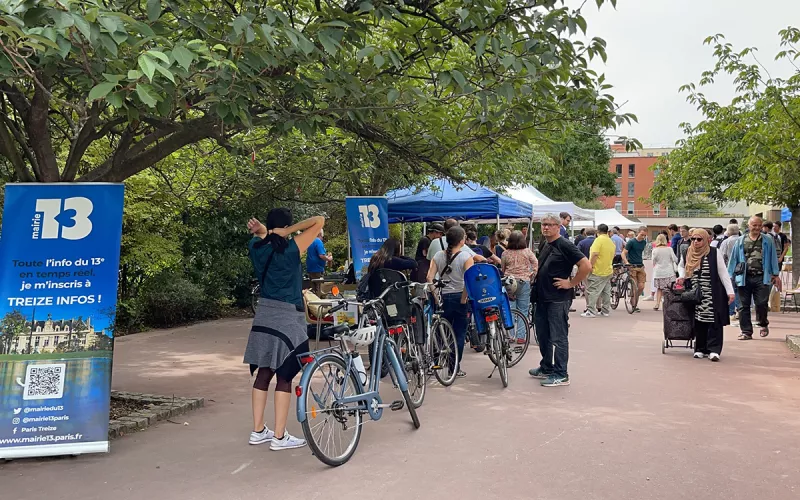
[0,184,124,459]
[345,197,389,278]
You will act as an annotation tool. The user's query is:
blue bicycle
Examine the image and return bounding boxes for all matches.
[296,282,420,467]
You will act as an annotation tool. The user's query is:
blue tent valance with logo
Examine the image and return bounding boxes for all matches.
[386,179,534,223]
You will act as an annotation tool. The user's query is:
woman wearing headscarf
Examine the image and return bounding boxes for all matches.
[678,228,735,362]
[244,210,325,450]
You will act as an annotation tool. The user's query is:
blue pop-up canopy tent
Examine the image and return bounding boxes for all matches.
[782,207,791,222]
[386,180,533,223]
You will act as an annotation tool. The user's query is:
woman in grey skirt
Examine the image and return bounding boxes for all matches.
[245,209,324,451]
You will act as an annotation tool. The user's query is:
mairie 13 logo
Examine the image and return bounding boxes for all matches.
[32,197,93,241]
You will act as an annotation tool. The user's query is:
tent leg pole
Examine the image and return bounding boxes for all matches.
[497,215,500,231]
[528,218,533,250]
[401,223,405,255]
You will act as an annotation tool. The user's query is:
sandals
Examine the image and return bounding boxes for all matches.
[738,333,753,341]
[759,327,769,338]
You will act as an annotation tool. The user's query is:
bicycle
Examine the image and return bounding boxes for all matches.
[610,264,639,314]
[249,279,260,314]
[295,283,420,467]
[464,265,531,388]
[407,280,459,393]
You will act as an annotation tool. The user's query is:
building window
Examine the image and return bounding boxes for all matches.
[54,336,60,345]
[628,164,635,178]
[661,152,668,156]
[614,201,622,212]
[615,182,622,196]
[615,164,622,178]
[35,336,40,346]
[627,182,635,197]
[653,205,661,216]
[44,338,50,347]
[647,153,654,157]
[627,202,634,215]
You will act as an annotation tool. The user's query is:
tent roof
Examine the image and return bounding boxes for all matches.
[505,186,594,221]
[573,209,641,230]
[386,180,533,223]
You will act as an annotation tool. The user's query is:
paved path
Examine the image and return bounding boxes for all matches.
[3,306,800,500]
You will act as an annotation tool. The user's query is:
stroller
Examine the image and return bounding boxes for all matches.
[661,284,694,354]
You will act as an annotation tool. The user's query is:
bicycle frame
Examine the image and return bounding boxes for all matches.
[296,304,410,424]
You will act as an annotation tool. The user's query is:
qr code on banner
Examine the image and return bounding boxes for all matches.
[22,363,66,400]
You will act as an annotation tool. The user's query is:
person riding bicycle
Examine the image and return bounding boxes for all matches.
[428,226,474,379]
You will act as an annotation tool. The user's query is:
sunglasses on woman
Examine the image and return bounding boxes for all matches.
[689,237,706,242]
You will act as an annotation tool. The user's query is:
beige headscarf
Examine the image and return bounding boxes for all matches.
[684,228,711,276]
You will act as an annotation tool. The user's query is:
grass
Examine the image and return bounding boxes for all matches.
[0,350,112,361]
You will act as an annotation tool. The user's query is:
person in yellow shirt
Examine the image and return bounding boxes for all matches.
[581,224,616,318]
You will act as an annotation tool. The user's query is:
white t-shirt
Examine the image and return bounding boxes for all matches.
[427,236,476,261]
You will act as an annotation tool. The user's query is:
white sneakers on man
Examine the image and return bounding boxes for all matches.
[693,352,705,359]
[709,353,720,362]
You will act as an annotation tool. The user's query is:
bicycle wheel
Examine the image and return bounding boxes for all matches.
[431,318,458,386]
[610,284,620,310]
[300,355,363,467]
[506,308,530,367]
[398,328,426,408]
[250,289,259,314]
[401,388,421,429]
[489,322,508,388]
[624,277,638,314]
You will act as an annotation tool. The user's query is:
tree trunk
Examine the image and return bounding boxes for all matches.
[790,206,800,288]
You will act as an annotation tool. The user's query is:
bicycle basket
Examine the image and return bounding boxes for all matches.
[369,268,412,322]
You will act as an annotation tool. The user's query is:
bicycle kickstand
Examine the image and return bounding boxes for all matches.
[487,363,498,379]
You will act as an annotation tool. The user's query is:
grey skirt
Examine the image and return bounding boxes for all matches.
[244,298,309,380]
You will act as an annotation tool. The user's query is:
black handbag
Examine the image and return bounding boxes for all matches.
[672,280,702,305]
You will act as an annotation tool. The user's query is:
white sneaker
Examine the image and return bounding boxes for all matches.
[270,433,307,451]
[643,295,654,302]
[580,311,597,318]
[249,426,274,445]
[709,353,720,362]
[693,352,705,359]
[731,321,739,327]
[600,312,610,317]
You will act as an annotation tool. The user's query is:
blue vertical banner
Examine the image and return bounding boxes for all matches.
[0,183,124,459]
[345,197,389,278]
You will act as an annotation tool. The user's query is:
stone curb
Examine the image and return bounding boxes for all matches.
[786,335,800,355]
[108,391,204,440]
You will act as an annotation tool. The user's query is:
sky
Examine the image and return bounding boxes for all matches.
[575,0,800,147]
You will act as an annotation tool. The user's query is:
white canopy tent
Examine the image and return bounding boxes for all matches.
[573,209,641,230]
[505,186,595,221]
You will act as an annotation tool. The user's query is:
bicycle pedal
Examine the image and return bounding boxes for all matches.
[431,364,442,370]
[390,400,405,411]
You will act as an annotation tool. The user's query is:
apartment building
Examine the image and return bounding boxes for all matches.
[602,142,670,217]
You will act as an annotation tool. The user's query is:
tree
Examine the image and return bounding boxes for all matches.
[528,125,615,205]
[650,28,800,283]
[0,0,635,183]
[0,310,27,354]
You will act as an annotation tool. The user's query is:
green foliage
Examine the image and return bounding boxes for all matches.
[650,27,800,283]
[0,310,27,354]
[0,0,634,184]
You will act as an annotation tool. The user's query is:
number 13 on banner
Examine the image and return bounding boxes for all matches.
[358,204,381,229]
[34,197,94,241]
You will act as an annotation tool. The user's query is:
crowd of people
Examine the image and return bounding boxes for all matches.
[240,207,790,451]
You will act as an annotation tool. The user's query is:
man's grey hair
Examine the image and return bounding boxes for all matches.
[541,213,559,225]
[726,223,739,236]
[611,228,619,235]
[585,227,597,236]
[638,226,648,233]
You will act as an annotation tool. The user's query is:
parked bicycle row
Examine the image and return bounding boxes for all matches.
[244,211,593,467]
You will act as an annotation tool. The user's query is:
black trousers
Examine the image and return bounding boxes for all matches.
[737,274,770,334]
[694,321,723,355]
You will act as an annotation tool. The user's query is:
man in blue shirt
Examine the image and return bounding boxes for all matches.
[668,224,681,255]
[622,226,649,313]
[559,212,571,239]
[576,228,596,258]
[306,229,332,293]
[610,228,625,265]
